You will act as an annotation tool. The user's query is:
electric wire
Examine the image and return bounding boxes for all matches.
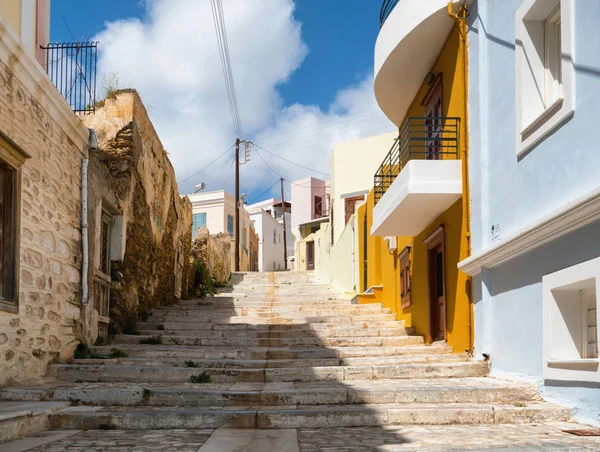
[178,144,235,184]
[253,144,329,177]
[247,179,282,205]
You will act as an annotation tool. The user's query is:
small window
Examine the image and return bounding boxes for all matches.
[192,213,207,239]
[314,196,323,218]
[515,0,574,154]
[100,212,113,275]
[582,289,598,359]
[273,229,276,244]
[399,246,411,309]
[0,162,19,307]
[227,214,234,237]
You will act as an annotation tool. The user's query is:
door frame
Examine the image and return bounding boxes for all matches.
[306,241,315,271]
[424,226,446,342]
[421,74,443,160]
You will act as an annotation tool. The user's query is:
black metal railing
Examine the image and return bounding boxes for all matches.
[40,42,98,114]
[374,117,460,204]
[380,0,400,28]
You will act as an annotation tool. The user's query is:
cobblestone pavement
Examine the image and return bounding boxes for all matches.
[297,423,600,451]
[25,429,213,451]
[12,423,600,451]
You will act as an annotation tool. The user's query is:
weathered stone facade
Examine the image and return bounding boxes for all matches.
[0,21,90,385]
[82,91,192,335]
[192,227,231,284]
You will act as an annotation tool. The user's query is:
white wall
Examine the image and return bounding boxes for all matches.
[330,133,396,243]
[250,210,285,271]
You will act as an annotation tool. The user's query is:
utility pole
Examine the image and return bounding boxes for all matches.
[280,177,288,270]
[235,138,240,272]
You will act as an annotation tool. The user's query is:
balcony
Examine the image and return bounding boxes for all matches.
[374,0,460,125]
[40,42,98,114]
[371,117,462,237]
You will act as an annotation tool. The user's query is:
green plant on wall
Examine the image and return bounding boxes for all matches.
[194,260,216,298]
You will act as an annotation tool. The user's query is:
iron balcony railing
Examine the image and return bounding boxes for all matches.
[374,116,460,205]
[40,41,98,114]
[380,0,400,28]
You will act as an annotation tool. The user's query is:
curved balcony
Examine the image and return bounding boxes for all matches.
[374,0,460,126]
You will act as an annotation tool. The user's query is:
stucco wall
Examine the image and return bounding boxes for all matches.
[0,0,21,38]
[0,18,90,385]
[250,210,284,272]
[329,133,395,244]
[467,0,600,423]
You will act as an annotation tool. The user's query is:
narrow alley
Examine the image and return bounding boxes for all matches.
[2,272,599,450]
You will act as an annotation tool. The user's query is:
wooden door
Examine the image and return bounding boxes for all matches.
[425,227,446,342]
[423,75,443,160]
[306,241,315,270]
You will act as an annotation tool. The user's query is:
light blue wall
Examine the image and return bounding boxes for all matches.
[468,0,600,423]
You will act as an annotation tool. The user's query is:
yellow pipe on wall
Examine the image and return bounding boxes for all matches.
[448,1,474,353]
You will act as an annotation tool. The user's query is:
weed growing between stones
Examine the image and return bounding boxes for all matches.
[99,424,118,430]
[94,337,106,346]
[140,310,150,322]
[190,373,212,383]
[122,318,141,336]
[194,260,216,297]
[142,389,154,405]
[139,336,162,345]
[514,403,527,407]
[73,344,99,359]
[185,361,200,368]
[110,348,128,358]
[68,397,82,406]
[157,324,165,330]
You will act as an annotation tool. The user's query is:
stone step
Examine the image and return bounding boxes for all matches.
[49,361,488,384]
[89,344,453,360]
[0,378,540,408]
[47,402,570,430]
[147,314,399,324]
[0,401,69,442]
[70,352,467,370]
[112,334,424,348]
[159,304,387,312]
[135,327,410,339]
[138,320,405,331]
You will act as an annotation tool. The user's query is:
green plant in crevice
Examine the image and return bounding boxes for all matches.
[140,310,150,322]
[74,343,98,359]
[139,336,162,345]
[122,318,141,336]
[94,336,106,346]
[193,260,216,297]
[110,348,128,358]
[190,372,212,383]
[185,360,200,368]
[142,388,154,405]
[99,424,118,430]
[157,324,165,331]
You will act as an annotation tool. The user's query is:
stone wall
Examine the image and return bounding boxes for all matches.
[82,91,192,335]
[0,20,90,385]
[192,227,231,284]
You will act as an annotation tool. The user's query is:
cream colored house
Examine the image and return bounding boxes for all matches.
[187,189,253,272]
[0,0,50,66]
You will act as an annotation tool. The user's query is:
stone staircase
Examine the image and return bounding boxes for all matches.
[0,272,570,432]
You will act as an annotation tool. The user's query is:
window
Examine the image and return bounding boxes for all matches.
[242,221,246,249]
[273,229,277,244]
[100,212,113,275]
[314,196,323,218]
[227,214,234,237]
[344,195,365,225]
[515,0,574,155]
[399,246,411,309]
[0,136,27,312]
[279,234,281,244]
[543,257,600,383]
[192,213,207,239]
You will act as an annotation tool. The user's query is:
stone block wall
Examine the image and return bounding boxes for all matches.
[0,21,90,386]
[82,91,193,334]
[192,227,231,284]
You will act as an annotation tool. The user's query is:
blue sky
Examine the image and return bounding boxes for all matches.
[49,0,393,201]
[50,0,381,111]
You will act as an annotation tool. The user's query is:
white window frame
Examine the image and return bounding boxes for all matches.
[515,0,575,157]
[542,257,600,383]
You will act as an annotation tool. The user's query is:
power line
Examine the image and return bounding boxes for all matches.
[254,144,330,177]
[247,179,281,205]
[222,157,235,189]
[178,144,235,184]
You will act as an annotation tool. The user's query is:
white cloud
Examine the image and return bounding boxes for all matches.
[94,0,395,198]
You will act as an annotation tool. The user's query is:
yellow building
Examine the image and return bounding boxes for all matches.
[358,1,471,353]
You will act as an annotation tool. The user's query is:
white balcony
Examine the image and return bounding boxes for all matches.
[371,117,462,237]
[374,0,460,125]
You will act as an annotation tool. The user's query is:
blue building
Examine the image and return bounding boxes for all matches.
[461,0,600,424]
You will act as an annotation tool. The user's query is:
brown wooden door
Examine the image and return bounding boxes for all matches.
[306,241,315,270]
[425,226,446,342]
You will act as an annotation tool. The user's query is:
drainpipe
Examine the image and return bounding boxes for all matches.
[448,1,474,353]
[81,129,98,305]
[351,218,356,292]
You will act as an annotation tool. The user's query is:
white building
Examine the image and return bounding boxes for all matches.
[246,198,293,259]
[248,210,285,272]
[186,189,253,272]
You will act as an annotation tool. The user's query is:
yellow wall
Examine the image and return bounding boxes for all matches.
[359,23,471,353]
[0,0,21,36]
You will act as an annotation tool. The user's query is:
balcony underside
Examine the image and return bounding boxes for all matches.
[371,160,462,237]
[374,0,459,125]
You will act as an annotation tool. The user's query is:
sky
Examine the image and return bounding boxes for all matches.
[50,0,395,202]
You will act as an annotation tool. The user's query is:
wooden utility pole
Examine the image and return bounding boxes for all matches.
[280,177,288,270]
[234,138,240,272]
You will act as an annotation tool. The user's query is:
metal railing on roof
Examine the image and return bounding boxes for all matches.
[374,116,460,204]
[380,0,400,28]
[40,41,98,114]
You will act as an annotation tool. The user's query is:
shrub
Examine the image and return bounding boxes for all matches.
[139,336,162,345]
[122,318,140,336]
[194,260,216,297]
[190,372,212,383]
[157,324,165,331]
[185,360,200,368]
[110,348,128,358]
